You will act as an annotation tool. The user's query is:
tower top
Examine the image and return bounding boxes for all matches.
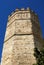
[8,7,38,19]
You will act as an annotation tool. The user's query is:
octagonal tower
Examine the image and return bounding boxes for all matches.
[1,8,43,65]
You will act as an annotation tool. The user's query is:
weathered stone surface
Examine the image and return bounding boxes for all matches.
[2,35,36,65]
[12,35,36,65]
[4,21,15,41]
[1,36,14,65]
[4,19,33,41]
[1,8,43,65]
[15,20,32,34]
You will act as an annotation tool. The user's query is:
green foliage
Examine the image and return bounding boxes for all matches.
[33,48,44,65]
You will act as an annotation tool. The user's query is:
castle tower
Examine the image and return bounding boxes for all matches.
[1,8,43,65]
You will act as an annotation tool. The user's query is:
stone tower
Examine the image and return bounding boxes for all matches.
[1,8,43,65]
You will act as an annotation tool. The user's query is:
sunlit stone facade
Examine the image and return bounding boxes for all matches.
[1,8,43,65]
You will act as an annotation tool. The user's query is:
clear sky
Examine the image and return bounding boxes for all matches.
[0,0,44,62]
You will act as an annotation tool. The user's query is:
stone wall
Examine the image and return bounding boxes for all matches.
[1,8,43,65]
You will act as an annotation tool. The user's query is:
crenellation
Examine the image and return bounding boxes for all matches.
[8,8,31,21]
[8,8,38,22]
[27,7,30,10]
[21,8,25,10]
[15,9,19,11]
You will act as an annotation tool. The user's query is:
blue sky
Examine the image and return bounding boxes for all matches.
[0,0,44,62]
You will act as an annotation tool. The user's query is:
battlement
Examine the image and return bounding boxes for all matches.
[8,8,31,19]
[8,7,38,20]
